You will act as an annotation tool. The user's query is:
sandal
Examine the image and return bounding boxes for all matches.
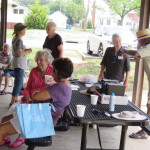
[0,90,8,95]
[8,101,18,109]
[0,137,10,146]
[8,138,25,148]
[8,103,12,109]
[129,130,148,139]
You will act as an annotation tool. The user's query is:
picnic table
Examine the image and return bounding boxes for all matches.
[68,80,150,150]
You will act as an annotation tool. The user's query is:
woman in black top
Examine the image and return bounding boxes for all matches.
[43,22,64,59]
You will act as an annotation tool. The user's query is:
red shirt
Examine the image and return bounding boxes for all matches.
[21,64,53,103]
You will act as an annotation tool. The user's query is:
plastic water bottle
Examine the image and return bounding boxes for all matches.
[109,92,115,112]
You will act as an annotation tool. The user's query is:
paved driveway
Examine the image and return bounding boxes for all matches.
[6,29,92,56]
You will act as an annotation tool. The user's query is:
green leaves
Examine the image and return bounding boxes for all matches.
[16,0,50,7]
[105,0,141,25]
[48,0,85,25]
[49,0,66,14]
[64,0,85,24]
[24,0,49,29]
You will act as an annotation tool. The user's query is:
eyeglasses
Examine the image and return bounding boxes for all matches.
[112,55,117,64]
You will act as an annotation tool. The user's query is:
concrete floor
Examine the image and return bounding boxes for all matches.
[0,86,150,150]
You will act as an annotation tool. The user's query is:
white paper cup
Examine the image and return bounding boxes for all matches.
[76,105,86,117]
[91,95,98,105]
[93,124,97,129]
[0,63,2,68]
[45,75,53,84]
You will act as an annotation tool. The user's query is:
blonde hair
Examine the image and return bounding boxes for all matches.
[35,49,54,64]
[112,33,122,44]
[46,21,56,30]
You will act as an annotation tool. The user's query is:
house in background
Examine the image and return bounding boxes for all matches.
[49,11,68,29]
[0,0,29,29]
[94,10,139,30]
[127,12,140,31]
[86,0,139,30]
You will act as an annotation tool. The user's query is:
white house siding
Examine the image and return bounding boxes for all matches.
[7,5,28,23]
[49,11,68,29]
[86,0,139,30]
[95,11,136,30]
[0,0,29,29]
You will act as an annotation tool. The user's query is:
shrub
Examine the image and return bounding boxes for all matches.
[24,0,49,29]
[86,20,92,29]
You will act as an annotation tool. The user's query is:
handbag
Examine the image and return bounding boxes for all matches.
[16,103,55,138]
[54,109,71,131]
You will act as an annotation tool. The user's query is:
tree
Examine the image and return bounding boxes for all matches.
[14,0,35,7]
[87,20,92,29]
[72,0,84,5]
[40,0,50,5]
[105,0,141,25]
[24,0,49,29]
[15,0,49,7]
[83,0,90,31]
[48,0,85,25]
[48,0,66,14]
[64,1,85,25]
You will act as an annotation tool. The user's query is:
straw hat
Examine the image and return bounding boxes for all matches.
[135,29,150,41]
[13,23,27,35]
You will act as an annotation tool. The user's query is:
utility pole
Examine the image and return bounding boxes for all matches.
[83,0,90,31]
[92,0,96,28]
[59,4,62,12]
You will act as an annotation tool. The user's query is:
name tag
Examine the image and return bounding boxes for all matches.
[118,56,123,60]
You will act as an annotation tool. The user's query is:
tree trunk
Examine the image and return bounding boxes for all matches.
[120,16,124,26]
[83,0,90,31]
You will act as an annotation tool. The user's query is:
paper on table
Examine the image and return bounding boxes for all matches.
[71,84,79,90]
[72,87,78,90]
[85,83,94,87]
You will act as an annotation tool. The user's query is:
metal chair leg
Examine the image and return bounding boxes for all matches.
[10,76,14,91]
[97,124,103,149]
[27,145,36,150]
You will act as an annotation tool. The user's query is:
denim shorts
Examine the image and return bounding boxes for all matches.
[12,68,24,96]
[0,69,15,77]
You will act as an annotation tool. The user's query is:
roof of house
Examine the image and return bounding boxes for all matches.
[49,11,68,19]
[127,13,139,22]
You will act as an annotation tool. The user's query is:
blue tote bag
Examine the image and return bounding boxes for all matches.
[16,103,55,138]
